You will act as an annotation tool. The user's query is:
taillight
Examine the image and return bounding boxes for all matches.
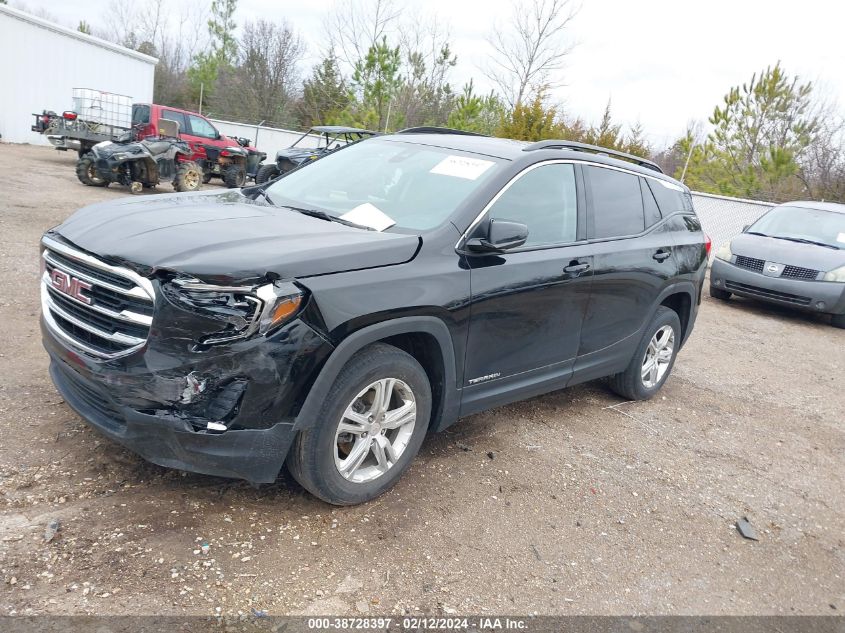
[220,150,230,157]
[704,234,712,255]
[41,114,50,125]
[62,111,78,121]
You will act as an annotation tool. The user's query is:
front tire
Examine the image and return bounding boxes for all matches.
[254,163,280,184]
[607,306,681,401]
[76,153,107,187]
[287,343,431,505]
[173,161,202,192]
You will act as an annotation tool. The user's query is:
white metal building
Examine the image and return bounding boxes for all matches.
[0,5,157,145]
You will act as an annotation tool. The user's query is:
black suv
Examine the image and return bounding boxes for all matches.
[40,132,708,505]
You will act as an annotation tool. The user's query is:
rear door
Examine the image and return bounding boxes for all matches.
[461,162,595,413]
[573,165,679,379]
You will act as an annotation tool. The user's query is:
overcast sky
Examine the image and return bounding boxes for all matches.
[14,0,845,147]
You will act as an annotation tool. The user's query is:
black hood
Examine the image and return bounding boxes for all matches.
[730,233,845,272]
[50,190,421,285]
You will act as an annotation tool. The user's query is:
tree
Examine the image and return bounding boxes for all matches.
[495,90,567,141]
[300,52,351,127]
[570,101,651,157]
[679,63,819,201]
[211,19,305,126]
[188,0,239,111]
[77,20,92,34]
[484,0,578,107]
[447,81,505,135]
[349,37,402,130]
[324,0,400,72]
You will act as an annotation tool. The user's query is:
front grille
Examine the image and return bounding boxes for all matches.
[724,281,812,306]
[41,238,155,359]
[54,360,122,426]
[734,255,765,273]
[781,265,820,280]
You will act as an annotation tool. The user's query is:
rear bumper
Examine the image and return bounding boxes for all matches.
[49,356,295,483]
[710,258,845,314]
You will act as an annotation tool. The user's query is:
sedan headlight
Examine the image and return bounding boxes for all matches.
[166,279,303,345]
[714,242,733,261]
[823,265,845,282]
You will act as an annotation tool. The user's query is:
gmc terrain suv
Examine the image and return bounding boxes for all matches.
[40,132,708,505]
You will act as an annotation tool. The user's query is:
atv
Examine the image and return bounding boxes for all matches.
[76,119,202,194]
[199,141,258,188]
[254,126,378,184]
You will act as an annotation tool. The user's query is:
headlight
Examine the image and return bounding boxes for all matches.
[823,265,845,282]
[714,242,733,261]
[166,279,303,345]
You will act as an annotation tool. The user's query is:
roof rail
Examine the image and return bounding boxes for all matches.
[396,126,487,137]
[523,140,663,174]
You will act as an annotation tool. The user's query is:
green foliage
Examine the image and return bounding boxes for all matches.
[301,53,351,127]
[572,102,651,157]
[188,0,239,111]
[678,63,818,201]
[446,81,505,135]
[77,20,92,35]
[349,38,403,131]
[495,91,567,141]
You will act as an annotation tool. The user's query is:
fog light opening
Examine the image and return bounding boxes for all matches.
[714,278,722,286]
[815,301,826,311]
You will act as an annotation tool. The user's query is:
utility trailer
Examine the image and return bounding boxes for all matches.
[32,88,134,157]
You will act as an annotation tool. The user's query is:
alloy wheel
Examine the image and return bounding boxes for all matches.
[641,324,675,389]
[334,378,417,484]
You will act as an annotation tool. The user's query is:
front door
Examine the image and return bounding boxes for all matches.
[461,162,593,413]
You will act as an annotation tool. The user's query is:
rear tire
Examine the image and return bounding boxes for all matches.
[709,285,731,300]
[832,313,845,329]
[173,161,202,192]
[607,306,681,401]
[76,153,107,187]
[287,343,431,505]
[223,164,246,188]
[255,163,280,184]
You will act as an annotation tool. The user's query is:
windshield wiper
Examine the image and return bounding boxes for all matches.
[771,235,840,250]
[253,188,276,205]
[745,231,768,237]
[283,205,374,231]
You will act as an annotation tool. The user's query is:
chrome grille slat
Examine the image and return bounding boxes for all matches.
[40,236,154,360]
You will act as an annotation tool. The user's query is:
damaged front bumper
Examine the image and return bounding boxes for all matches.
[41,315,334,484]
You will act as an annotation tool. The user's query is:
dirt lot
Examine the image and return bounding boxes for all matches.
[0,143,842,617]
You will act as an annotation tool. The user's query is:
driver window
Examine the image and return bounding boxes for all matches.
[188,115,218,139]
[488,163,578,246]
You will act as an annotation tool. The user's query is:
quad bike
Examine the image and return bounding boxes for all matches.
[201,138,266,188]
[76,119,202,194]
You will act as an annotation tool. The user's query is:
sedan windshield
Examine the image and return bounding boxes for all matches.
[265,138,503,231]
[749,205,845,250]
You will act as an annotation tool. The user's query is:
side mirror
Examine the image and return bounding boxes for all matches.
[466,219,528,253]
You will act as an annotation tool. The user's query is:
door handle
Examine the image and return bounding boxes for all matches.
[563,262,590,274]
[652,250,671,262]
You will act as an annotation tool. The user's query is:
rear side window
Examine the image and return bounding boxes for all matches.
[647,178,694,216]
[488,163,578,246]
[161,109,188,135]
[132,104,150,125]
[587,166,645,238]
[641,178,662,227]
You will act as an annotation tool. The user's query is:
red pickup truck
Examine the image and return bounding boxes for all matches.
[33,101,265,187]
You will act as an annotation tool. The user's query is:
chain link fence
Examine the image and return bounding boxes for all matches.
[691,191,773,253]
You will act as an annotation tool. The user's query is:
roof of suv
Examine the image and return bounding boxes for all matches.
[786,201,845,214]
[383,132,679,184]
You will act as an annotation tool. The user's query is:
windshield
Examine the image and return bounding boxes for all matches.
[265,138,503,231]
[749,205,845,250]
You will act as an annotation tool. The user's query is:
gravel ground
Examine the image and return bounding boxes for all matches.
[0,143,842,617]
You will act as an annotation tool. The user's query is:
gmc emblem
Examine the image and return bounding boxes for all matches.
[51,269,92,305]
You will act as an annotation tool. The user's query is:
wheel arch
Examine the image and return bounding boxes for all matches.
[653,282,697,345]
[294,316,460,434]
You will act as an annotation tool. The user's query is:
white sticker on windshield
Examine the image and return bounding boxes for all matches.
[838,232,845,243]
[430,155,494,180]
[340,203,396,232]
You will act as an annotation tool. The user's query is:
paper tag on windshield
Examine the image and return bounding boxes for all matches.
[340,203,396,231]
[837,232,845,244]
[430,155,494,180]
